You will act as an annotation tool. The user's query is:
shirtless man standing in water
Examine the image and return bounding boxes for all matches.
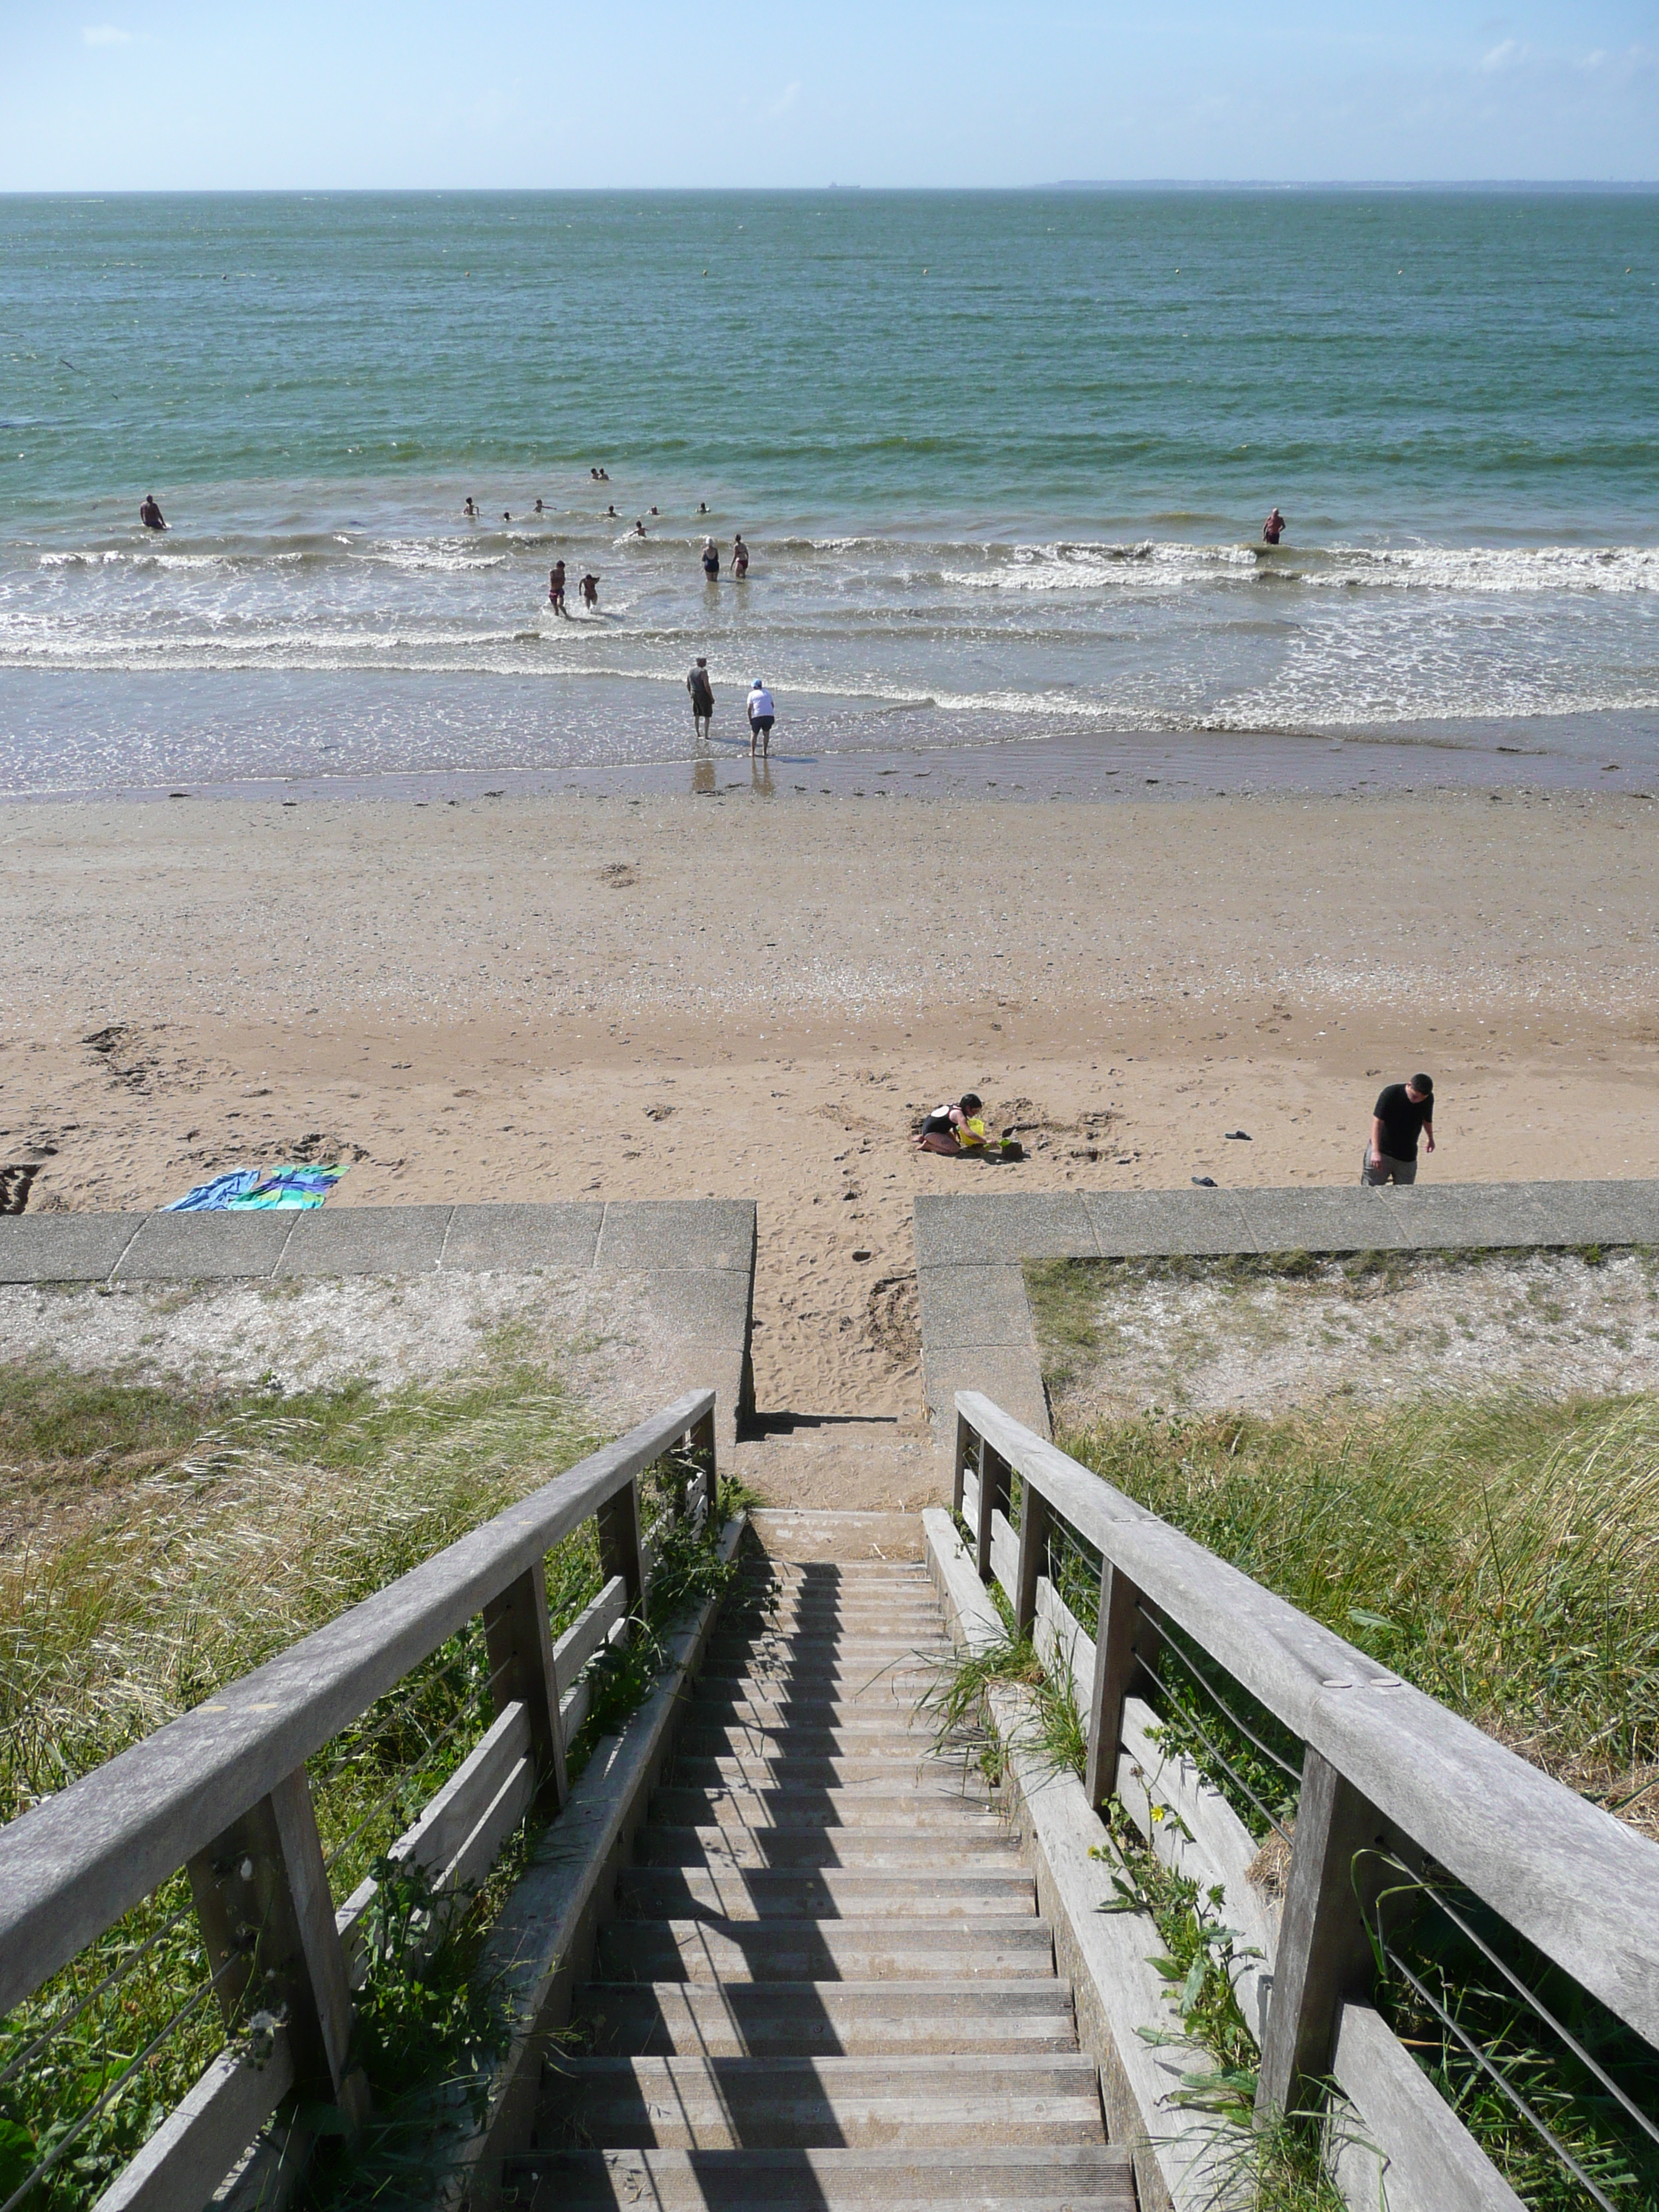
[548,561,567,615]
[1262,506,1286,545]
[139,494,166,531]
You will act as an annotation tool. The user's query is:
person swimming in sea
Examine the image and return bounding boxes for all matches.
[606,504,618,518]
[1262,506,1286,545]
[633,518,647,536]
[534,498,544,514]
[464,497,477,518]
[139,494,166,531]
[732,534,749,578]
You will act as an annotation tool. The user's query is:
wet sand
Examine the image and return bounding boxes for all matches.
[4,785,1658,1435]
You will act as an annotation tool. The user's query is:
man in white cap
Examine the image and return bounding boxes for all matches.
[746,679,775,757]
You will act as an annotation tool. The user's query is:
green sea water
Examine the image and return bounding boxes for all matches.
[1,187,1656,794]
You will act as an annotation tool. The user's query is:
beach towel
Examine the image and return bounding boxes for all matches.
[167,1163,349,1212]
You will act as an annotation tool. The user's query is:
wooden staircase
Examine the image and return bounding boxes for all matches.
[516,1532,1136,2210]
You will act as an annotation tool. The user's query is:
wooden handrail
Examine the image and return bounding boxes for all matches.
[0,1388,715,2019]
[954,1390,1659,2057]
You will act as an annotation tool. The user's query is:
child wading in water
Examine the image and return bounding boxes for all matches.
[914,1094,988,1155]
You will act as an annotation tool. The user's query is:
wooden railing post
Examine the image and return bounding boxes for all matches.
[597,1475,647,1612]
[975,1437,1010,1586]
[1013,1481,1051,1642]
[952,1409,974,1519]
[1256,1746,1385,2118]
[688,1405,718,1524]
[1084,1558,1156,1810]
[482,1559,567,1812]
[186,1766,369,2132]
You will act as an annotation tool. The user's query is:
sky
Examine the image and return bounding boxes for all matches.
[1,0,1655,192]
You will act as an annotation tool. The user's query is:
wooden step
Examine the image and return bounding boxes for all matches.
[648,1786,1003,1830]
[634,1826,1019,1871]
[675,1722,934,1758]
[667,1755,988,1791]
[615,1867,1035,1921]
[575,1980,1080,2057]
[595,1916,1057,1984]
[512,2144,1137,2212]
[536,2053,1105,2149]
[693,1693,936,1730]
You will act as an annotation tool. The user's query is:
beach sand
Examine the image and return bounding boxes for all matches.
[5,786,1657,1498]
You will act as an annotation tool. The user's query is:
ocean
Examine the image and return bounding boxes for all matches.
[2,187,1656,800]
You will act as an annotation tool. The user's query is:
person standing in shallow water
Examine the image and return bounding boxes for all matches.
[139,494,166,531]
[548,560,567,615]
[746,678,775,757]
[701,537,720,582]
[687,657,714,740]
[1363,1074,1435,1184]
[732,534,749,578]
[1262,506,1286,545]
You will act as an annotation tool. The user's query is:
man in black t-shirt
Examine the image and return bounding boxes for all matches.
[1362,1075,1435,1185]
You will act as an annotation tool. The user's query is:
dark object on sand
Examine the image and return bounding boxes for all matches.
[996,1136,1025,1162]
[1225,1129,1251,1140]
[0,1164,39,1215]
[1192,1174,1218,1187]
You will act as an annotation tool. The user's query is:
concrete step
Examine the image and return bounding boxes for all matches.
[667,1755,988,1791]
[595,1917,1057,1984]
[512,2144,1136,2212]
[536,2053,1105,2149]
[616,1867,1034,1921]
[635,1827,1020,1871]
[648,1786,1003,1830]
[574,1980,1079,2057]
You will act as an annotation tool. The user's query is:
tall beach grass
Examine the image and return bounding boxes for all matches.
[1059,1392,1659,1831]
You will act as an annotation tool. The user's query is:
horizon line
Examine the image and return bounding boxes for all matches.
[2,177,1658,197]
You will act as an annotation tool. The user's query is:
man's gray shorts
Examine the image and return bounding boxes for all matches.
[1361,1148,1417,1186]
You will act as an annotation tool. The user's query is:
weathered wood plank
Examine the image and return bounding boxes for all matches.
[955,1390,1659,2051]
[1115,1692,1279,2048]
[552,1576,628,1699]
[0,1390,715,2016]
[989,1510,1018,1604]
[439,1755,536,1910]
[1035,1577,1094,1697]
[1331,2000,1526,2212]
[92,2030,293,2212]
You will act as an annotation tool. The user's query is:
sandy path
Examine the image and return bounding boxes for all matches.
[4,788,1657,1436]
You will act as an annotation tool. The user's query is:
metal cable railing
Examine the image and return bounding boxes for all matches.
[950,1389,1659,2212]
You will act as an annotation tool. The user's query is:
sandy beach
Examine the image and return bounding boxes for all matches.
[4,785,1658,1441]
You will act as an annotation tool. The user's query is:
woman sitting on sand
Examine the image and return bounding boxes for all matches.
[914,1093,987,1155]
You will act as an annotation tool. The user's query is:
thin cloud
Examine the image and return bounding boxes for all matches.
[82,24,135,45]
[770,80,802,117]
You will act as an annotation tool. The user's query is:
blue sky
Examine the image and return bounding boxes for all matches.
[4,1,1655,190]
